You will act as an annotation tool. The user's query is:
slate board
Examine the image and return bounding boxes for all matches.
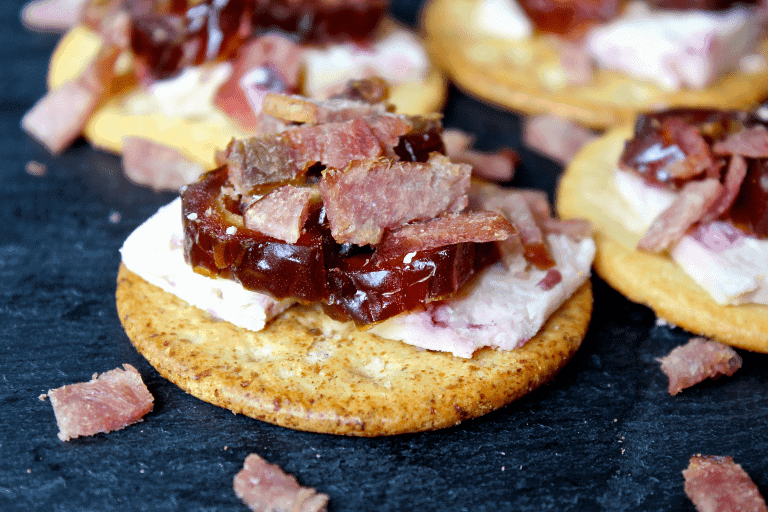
[2,1,768,510]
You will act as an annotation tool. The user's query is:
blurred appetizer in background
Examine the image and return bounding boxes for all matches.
[423,0,768,128]
[21,0,446,167]
[558,107,768,351]
[116,88,596,436]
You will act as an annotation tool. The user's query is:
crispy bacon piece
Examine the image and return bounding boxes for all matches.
[234,454,329,512]
[243,185,317,244]
[712,125,768,158]
[683,455,767,512]
[660,118,717,180]
[320,153,471,245]
[537,269,563,290]
[638,178,723,252]
[517,189,594,240]
[331,76,391,104]
[48,364,154,442]
[442,128,518,182]
[261,93,393,125]
[524,115,597,165]
[122,137,205,191]
[214,34,303,132]
[700,155,749,224]
[373,211,516,262]
[227,115,413,194]
[22,45,120,154]
[21,0,87,32]
[658,338,742,395]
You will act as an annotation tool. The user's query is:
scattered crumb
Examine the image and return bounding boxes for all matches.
[140,469,144,473]
[500,452,505,455]
[25,161,46,176]
[224,445,228,450]
[27,469,32,474]
[501,466,505,472]
[316,454,321,458]
[614,418,618,422]
[109,211,121,224]
[38,393,47,401]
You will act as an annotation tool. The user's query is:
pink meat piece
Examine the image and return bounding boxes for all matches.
[122,137,205,191]
[660,117,717,180]
[658,337,742,395]
[48,364,154,442]
[21,0,87,32]
[712,125,768,158]
[261,93,393,125]
[524,115,597,165]
[452,148,519,183]
[505,188,594,241]
[227,115,413,194]
[234,453,329,512]
[22,45,119,154]
[373,211,516,262]
[473,187,555,269]
[683,455,768,512]
[637,178,723,252]
[537,269,563,290]
[214,34,303,132]
[700,155,749,224]
[552,36,595,86]
[243,185,316,243]
[319,153,471,246]
[442,128,474,156]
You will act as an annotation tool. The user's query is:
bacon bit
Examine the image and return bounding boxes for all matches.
[25,161,46,177]
[660,117,716,180]
[442,128,475,157]
[38,393,47,401]
[700,155,749,225]
[122,137,205,191]
[452,148,519,183]
[683,455,768,512]
[320,153,471,246]
[262,94,392,125]
[214,34,303,132]
[542,218,594,240]
[551,36,595,86]
[48,364,154,442]
[537,269,563,290]
[243,185,317,243]
[658,338,742,395]
[712,125,768,158]
[637,178,723,253]
[22,45,120,154]
[524,115,597,165]
[233,453,329,512]
[373,211,516,262]
[332,76,391,104]
[109,211,121,224]
[21,0,87,32]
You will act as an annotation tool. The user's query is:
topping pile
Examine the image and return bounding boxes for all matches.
[181,86,573,326]
[619,109,768,252]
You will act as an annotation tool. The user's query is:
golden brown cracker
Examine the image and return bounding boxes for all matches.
[423,0,768,129]
[49,26,446,167]
[116,264,593,436]
[557,127,768,352]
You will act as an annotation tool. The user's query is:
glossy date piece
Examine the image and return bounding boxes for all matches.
[129,0,387,80]
[518,0,620,37]
[182,167,334,302]
[394,117,446,163]
[728,159,768,239]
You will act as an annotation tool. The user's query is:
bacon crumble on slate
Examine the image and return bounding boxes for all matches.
[373,211,516,262]
[122,137,205,191]
[683,455,768,512]
[524,115,597,165]
[658,338,742,395]
[234,453,329,512]
[243,185,317,243]
[712,125,768,158]
[48,364,154,441]
[319,153,471,245]
[637,178,723,252]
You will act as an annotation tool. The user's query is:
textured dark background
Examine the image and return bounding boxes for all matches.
[2,1,768,510]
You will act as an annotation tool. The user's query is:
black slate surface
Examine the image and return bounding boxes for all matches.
[2,1,768,510]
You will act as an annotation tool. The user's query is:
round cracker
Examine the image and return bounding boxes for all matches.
[556,127,768,352]
[116,264,593,436]
[49,25,446,167]
[423,0,768,129]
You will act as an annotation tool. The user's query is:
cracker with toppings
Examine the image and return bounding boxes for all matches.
[42,17,445,167]
[422,0,768,129]
[556,126,768,351]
